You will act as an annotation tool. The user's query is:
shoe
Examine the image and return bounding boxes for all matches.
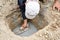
[19,24,29,34]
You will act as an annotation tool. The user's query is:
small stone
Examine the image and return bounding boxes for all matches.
[39,34,42,37]
[45,35,48,38]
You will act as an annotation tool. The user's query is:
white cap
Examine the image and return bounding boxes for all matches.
[25,1,40,19]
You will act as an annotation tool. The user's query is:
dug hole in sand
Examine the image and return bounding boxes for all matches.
[0,0,60,40]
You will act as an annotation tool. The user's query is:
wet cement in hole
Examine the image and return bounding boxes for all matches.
[12,22,38,37]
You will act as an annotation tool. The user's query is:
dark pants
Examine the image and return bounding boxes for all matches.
[39,0,44,3]
[18,0,27,20]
